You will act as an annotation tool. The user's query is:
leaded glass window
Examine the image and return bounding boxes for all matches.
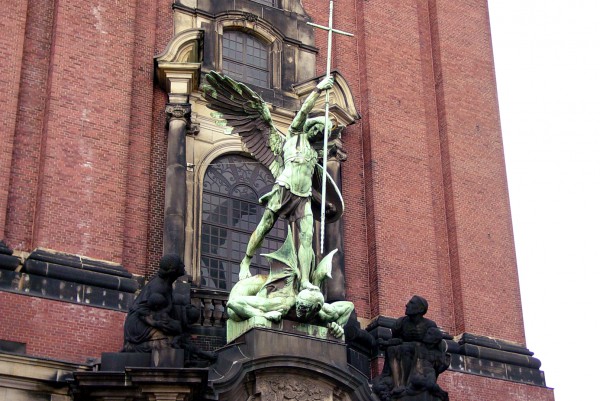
[222,31,270,88]
[200,154,286,290]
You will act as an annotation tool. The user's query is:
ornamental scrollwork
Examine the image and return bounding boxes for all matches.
[261,378,328,401]
[165,103,192,123]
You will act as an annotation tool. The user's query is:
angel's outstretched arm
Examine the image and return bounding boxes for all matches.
[290,76,334,133]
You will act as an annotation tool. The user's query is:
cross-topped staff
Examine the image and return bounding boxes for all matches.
[307,0,354,254]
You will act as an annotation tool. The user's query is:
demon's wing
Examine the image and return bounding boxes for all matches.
[202,71,284,178]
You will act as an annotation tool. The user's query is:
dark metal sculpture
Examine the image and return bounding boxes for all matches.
[122,254,216,366]
[373,296,450,401]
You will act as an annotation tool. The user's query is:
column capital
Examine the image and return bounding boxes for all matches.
[165,103,191,125]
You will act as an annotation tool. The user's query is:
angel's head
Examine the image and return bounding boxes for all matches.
[304,116,334,142]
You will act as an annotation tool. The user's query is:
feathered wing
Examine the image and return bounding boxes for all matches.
[202,71,284,177]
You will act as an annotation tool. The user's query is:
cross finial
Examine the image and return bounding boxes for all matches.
[307,1,354,253]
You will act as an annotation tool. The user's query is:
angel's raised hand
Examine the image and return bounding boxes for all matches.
[316,76,334,91]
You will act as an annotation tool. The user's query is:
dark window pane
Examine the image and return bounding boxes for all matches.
[222,31,270,88]
[200,154,284,290]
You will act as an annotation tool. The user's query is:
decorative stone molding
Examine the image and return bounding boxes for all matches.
[258,376,329,401]
[72,368,208,401]
[293,71,361,128]
[155,29,203,98]
[0,352,89,401]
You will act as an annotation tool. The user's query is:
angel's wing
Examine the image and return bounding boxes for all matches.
[202,71,284,178]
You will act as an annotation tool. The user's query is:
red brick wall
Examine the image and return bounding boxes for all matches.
[5,0,56,251]
[441,371,554,401]
[0,291,124,363]
[28,0,137,263]
[301,0,525,344]
[432,0,524,342]
[0,0,28,236]
[2,0,169,277]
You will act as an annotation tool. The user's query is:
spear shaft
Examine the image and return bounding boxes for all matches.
[307,0,353,253]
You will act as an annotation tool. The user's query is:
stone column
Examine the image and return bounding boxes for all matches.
[155,28,202,264]
[164,102,191,259]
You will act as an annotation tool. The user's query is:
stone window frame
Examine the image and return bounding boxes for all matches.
[214,15,283,90]
[198,153,286,290]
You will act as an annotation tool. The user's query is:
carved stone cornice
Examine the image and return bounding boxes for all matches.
[155,29,203,96]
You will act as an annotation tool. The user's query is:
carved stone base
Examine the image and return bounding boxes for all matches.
[208,327,374,400]
[254,373,339,401]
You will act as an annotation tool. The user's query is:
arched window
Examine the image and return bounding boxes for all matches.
[222,30,270,88]
[200,154,286,290]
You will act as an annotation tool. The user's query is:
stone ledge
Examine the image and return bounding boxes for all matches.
[0,351,90,385]
[0,240,20,271]
[0,270,135,311]
[21,248,140,293]
[72,367,208,401]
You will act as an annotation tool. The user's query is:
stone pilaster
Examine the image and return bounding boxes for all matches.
[163,103,191,259]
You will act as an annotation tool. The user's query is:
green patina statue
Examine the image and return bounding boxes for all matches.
[202,71,343,286]
[226,227,353,338]
[202,71,352,336]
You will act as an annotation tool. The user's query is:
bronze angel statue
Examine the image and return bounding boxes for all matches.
[202,71,344,293]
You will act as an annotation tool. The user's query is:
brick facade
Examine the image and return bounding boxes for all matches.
[0,1,553,400]
[0,291,124,364]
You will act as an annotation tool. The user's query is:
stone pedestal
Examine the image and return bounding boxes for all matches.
[73,326,374,400]
[208,326,374,401]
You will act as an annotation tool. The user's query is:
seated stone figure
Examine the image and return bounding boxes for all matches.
[121,254,217,366]
[122,254,185,352]
[373,296,450,401]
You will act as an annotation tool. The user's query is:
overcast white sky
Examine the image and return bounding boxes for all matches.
[488,1,600,400]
